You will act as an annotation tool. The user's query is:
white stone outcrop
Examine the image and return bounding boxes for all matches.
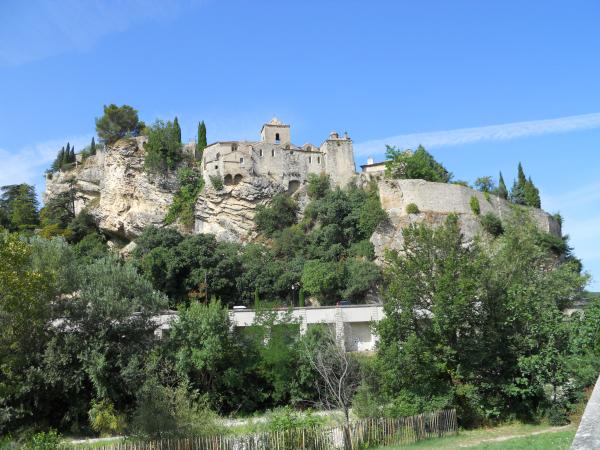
[370,178,560,261]
[44,137,178,241]
[195,176,285,242]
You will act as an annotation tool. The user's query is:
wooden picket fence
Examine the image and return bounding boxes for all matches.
[70,409,457,450]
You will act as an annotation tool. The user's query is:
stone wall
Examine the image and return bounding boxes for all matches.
[370,178,561,260]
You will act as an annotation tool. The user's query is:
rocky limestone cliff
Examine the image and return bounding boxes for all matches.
[370,178,560,261]
[45,137,178,241]
[195,176,287,242]
[45,141,560,251]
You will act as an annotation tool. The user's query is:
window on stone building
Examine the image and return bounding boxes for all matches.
[259,149,263,157]
[271,149,275,157]
[309,156,312,163]
[317,156,321,164]
[275,133,280,144]
[240,157,244,164]
[214,165,218,170]
[232,144,238,152]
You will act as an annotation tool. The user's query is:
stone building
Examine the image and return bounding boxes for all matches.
[200,118,357,192]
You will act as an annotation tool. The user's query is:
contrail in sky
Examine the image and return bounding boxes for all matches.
[355,112,600,156]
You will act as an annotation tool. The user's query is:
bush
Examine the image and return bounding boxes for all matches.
[480,212,503,237]
[469,196,480,215]
[264,407,325,432]
[307,173,331,199]
[132,380,222,439]
[406,203,420,214]
[165,167,204,226]
[209,175,224,190]
[547,403,570,426]
[22,430,61,450]
[88,399,126,436]
[255,194,298,236]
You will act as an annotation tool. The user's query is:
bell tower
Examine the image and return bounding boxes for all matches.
[260,117,291,145]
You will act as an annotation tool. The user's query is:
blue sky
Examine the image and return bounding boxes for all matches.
[1,0,599,289]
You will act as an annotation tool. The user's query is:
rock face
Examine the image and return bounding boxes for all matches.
[45,141,560,251]
[44,137,178,241]
[370,179,560,260]
[195,176,286,242]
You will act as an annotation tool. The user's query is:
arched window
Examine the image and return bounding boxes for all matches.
[275,133,280,144]
[234,174,243,184]
[224,174,233,186]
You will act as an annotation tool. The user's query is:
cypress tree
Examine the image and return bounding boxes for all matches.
[510,162,527,205]
[197,121,207,156]
[70,146,76,163]
[525,176,541,208]
[498,172,508,200]
[174,117,182,143]
[90,137,97,156]
[298,289,305,307]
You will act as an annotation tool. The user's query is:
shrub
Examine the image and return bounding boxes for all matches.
[452,180,470,187]
[22,430,61,450]
[88,399,126,436]
[165,167,204,226]
[469,196,480,215]
[547,403,570,426]
[406,203,420,214]
[307,173,331,199]
[264,407,325,432]
[480,212,503,237]
[209,175,224,190]
[254,194,298,236]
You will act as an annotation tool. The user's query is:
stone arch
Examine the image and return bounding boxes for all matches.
[224,174,233,186]
[233,174,243,184]
[287,180,300,194]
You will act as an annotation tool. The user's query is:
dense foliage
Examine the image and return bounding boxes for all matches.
[355,213,588,426]
[0,184,39,232]
[144,119,183,173]
[49,142,76,172]
[165,167,204,226]
[385,145,452,182]
[95,104,144,144]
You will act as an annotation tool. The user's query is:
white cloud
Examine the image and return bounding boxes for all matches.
[0,0,203,67]
[355,112,600,157]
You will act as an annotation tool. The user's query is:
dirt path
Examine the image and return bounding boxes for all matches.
[458,425,574,448]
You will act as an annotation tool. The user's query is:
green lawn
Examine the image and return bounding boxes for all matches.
[371,423,576,450]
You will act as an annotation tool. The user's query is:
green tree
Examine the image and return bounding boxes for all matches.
[474,176,496,193]
[497,171,508,199]
[307,173,331,199]
[375,214,587,425]
[1,184,39,231]
[301,260,344,304]
[197,121,207,157]
[90,137,97,155]
[385,145,452,183]
[173,116,182,143]
[165,167,204,226]
[525,176,541,208]
[165,300,243,411]
[144,119,183,173]
[95,104,143,144]
[255,194,298,236]
[0,235,54,432]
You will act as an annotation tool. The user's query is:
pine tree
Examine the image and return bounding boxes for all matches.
[1,184,39,231]
[197,121,207,156]
[498,172,508,199]
[90,137,97,156]
[174,116,182,143]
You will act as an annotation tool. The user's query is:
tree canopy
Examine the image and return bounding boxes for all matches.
[385,145,452,183]
[95,104,144,144]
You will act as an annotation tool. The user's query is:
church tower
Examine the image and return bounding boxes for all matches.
[260,117,291,145]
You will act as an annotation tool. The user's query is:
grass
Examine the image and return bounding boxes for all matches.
[371,422,576,450]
